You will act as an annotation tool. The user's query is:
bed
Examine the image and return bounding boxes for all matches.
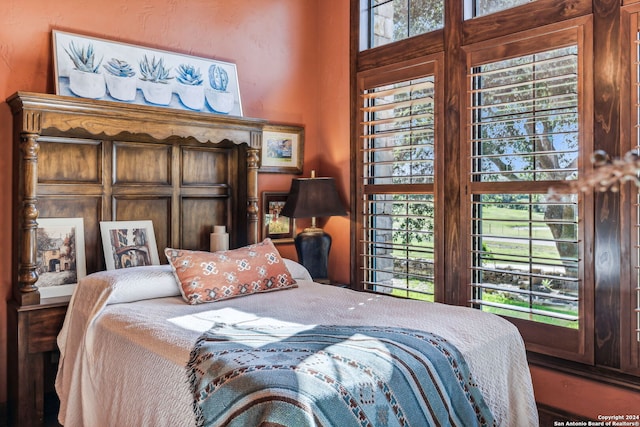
[8,92,538,426]
[55,257,538,426]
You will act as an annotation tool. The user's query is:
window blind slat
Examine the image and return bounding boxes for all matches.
[362,97,434,114]
[468,53,577,79]
[469,299,579,322]
[361,80,434,99]
[361,112,434,128]
[361,128,435,141]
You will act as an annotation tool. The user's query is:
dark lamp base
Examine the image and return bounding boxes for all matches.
[294,229,331,284]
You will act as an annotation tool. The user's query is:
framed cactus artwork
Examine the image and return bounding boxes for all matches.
[52,30,243,116]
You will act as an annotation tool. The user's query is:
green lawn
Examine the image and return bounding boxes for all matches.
[477,205,565,262]
[480,292,578,329]
[479,205,556,240]
[481,239,562,264]
[389,278,434,301]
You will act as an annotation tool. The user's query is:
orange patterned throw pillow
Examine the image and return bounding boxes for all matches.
[165,239,297,304]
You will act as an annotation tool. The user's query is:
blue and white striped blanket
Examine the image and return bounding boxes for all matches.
[187,324,496,427]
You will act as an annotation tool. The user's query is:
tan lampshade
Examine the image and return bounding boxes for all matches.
[280,177,347,219]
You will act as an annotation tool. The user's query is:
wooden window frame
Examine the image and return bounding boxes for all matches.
[354,55,445,298]
[460,17,595,363]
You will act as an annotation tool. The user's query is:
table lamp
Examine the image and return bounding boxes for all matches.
[280,171,347,283]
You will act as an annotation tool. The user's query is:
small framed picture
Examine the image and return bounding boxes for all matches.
[262,192,295,243]
[100,220,160,270]
[36,217,86,298]
[259,125,304,174]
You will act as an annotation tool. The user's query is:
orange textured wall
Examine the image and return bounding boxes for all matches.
[531,366,640,419]
[316,1,351,286]
[0,0,351,405]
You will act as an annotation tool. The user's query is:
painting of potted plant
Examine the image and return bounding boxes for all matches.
[53,31,243,115]
[103,58,137,101]
[175,64,205,110]
[205,64,235,114]
[64,41,106,99]
[139,55,173,105]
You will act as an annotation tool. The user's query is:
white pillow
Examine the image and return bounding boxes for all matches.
[284,258,312,281]
[80,265,181,305]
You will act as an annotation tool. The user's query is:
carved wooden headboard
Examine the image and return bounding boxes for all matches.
[8,92,293,306]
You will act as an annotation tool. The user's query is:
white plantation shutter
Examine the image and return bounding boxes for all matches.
[469,46,579,183]
[362,79,435,185]
[467,43,584,328]
[469,194,580,326]
[358,59,439,300]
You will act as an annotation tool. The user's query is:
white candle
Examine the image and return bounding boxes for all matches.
[210,226,229,252]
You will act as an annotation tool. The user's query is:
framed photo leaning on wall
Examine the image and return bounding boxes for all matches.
[36,217,86,298]
[100,220,160,270]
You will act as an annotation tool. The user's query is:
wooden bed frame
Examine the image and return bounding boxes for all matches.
[7,91,304,425]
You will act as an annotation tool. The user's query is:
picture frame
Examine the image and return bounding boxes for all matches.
[52,30,243,116]
[36,217,86,298]
[259,125,304,174]
[100,220,160,270]
[262,192,296,243]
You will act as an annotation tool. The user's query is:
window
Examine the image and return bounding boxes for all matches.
[361,0,444,50]
[357,57,442,301]
[468,45,581,328]
[470,193,579,328]
[361,0,541,51]
[464,0,535,19]
[463,23,593,361]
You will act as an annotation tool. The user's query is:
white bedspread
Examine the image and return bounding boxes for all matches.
[56,264,538,427]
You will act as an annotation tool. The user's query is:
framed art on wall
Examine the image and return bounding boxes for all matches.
[52,30,243,116]
[100,220,160,270]
[259,125,304,174]
[262,192,295,243]
[36,217,86,298]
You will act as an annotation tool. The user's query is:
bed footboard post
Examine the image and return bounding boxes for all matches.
[247,131,261,244]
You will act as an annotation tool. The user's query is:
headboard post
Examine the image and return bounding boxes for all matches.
[247,131,262,244]
[16,129,42,305]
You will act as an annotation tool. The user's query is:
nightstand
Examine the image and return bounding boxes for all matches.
[313,278,349,288]
[327,283,350,288]
[7,296,69,427]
